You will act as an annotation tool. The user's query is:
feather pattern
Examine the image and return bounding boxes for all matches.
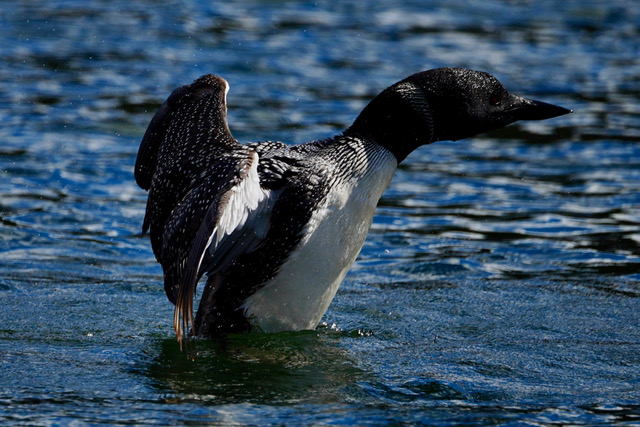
[173,150,271,341]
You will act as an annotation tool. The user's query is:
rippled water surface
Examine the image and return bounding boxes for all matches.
[2,0,640,424]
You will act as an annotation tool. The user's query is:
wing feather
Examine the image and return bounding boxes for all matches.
[135,74,237,250]
[134,86,188,191]
[173,150,273,342]
[136,74,311,343]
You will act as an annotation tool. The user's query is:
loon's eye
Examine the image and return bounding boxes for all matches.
[490,95,502,106]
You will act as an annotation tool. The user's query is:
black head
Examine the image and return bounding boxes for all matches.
[345,68,571,162]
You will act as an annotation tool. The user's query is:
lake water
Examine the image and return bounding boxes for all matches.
[1,0,639,424]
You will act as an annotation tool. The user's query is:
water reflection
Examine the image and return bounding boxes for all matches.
[142,331,368,405]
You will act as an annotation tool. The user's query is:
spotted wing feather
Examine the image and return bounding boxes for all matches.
[135,74,237,255]
[134,74,253,310]
[171,150,272,341]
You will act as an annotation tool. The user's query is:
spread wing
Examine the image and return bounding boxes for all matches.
[168,149,274,342]
[136,75,329,343]
[135,74,238,258]
[135,74,276,340]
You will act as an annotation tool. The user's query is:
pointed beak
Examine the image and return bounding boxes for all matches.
[507,95,572,121]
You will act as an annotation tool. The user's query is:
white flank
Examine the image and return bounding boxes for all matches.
[242,146,398,332]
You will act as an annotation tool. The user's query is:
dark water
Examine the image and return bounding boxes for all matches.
[1,0,639,424]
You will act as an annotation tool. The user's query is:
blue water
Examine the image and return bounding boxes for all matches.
[1,0,640,424]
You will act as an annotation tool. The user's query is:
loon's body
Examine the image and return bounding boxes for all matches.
[241,138,397,333]
[135,68,570,341]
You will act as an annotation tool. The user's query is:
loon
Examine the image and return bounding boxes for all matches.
[135,68,570,342]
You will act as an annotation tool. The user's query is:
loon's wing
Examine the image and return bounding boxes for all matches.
[136,75,329,342]
[135,74,238,255]
[134,75,266,326]
[168,149,274,342]
[135,74,235,192]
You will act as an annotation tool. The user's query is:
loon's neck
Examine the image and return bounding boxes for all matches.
[343,86,437,163]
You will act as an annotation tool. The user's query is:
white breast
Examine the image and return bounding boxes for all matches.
[241,146,398,332]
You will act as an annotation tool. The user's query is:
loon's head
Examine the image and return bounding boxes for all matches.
[345,67,571,162]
